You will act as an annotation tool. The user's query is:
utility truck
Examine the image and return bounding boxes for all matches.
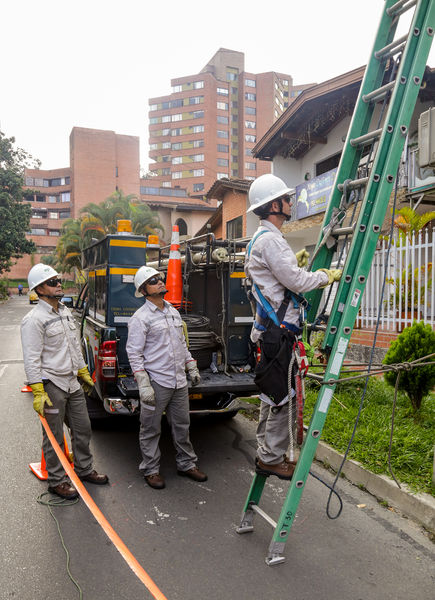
[72,223,257,420]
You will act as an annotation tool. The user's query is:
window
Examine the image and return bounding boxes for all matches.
[282,79,289,86]
[48,212,58,219]
[49,230,60,236]
[172,171,182,179]
[231,100,238,108]
[245,79,256,87]
[162,115,171,122]
[315,152,341,176]
[172,84,182,92]
[193,169,204,177]
[217,144,229,153]
[162,128,171,136]
[31,228,46,235]
[226,215,243,239]
[217,172,228,179]
[47,195,57,203]
[162,141,171,149]
[245,106,256,115]
[189,96,202,104]
[193,125,204,133]
[171,128,182,136]
[162,181,171,188]
[150,117,159,124]
[192,154,204,162]
[172,156,182,164]
[172,113,182,122]
[217,115,229,125]
[217,130,229,138]
[231,169,238,177]
[232,128,238,135]
[217,87,228,95]
[232,114,238,122]
[232,142,238,150]
[171,142,181,150]
[162,101,170,109]
[60,192,70,202]
[245,92,256,101]
[245,148,253,156]
[245,175,255,181]
[245,134,256,143]
[150,143,158,150]
[245,120,256,129]
[162,155,170,162]
[171,99,183,108]
[245,162,256,170]
[59,211,70,219]
[162,168,170,176]
[231,87,238,94]
[175,218,188,236]
[193,80,204,89]
[226,72,237,81]
[193,183,204,192]
[193,139,204,148]
[217,158,228,167]
[193,110,204,119]
[217,102,228,110]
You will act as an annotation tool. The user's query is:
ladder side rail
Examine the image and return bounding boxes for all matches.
[267,1,435,561]
[306,1,402,320]
[323,0,435,348]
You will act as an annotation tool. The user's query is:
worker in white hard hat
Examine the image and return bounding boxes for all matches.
[245,174,342,480]
[20,264,108,499]
[126,265,207,489]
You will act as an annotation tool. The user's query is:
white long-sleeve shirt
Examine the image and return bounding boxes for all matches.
[21,299,86,393]
[126,299,194,389]
[245,220,328,335]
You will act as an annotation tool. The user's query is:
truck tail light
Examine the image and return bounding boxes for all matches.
[97,340,117,380]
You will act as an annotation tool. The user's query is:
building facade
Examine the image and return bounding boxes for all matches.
[147,48,314,197]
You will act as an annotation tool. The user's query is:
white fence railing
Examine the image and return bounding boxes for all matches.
[355,228,435,331]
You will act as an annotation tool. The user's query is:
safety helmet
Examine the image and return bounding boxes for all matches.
[28,264,59,291]
[247,174,294,213]
[134,266,162,297]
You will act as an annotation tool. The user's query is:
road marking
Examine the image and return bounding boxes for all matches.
[0,359,24,364]
[0,365,7,378]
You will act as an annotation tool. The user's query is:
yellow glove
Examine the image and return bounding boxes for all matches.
[77,366,95,395]
[318,268,342,288]
[295,249,310,268]
[30,382,53,416]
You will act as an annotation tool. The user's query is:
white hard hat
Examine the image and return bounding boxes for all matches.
[134,266,161,297]
[247,174,294,213]
[28,264,59,291]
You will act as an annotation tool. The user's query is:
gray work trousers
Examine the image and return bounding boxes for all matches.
[256,397,296,465]
[139,381,197,476]
[42,381,93,486]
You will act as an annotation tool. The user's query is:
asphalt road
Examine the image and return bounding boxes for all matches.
[1,295,434,600]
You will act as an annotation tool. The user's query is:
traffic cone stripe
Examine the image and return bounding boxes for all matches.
[165,225,183,308]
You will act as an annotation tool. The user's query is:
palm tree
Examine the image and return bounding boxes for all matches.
[393,206,435,241]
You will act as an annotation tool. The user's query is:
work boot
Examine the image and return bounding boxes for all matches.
[144,473,165,489]
[255,458,295,480]
[48,482,79,500]
[79,470,109,485]
[177,467,208,482]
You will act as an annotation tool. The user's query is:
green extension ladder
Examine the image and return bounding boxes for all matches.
[237,0,435,566]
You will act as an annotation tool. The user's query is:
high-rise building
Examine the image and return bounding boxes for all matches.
[147,48,314,196]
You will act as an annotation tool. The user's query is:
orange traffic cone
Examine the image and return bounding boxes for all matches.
[165,225,183,309]
[21,384,33,392]
[29,434,74,481]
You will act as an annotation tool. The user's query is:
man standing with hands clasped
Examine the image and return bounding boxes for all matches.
[21,264,108,500]
[126,266,207,490]
[245,174,342,481]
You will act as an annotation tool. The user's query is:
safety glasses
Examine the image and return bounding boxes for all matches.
[45,278,62,287]
[146,275,164,286]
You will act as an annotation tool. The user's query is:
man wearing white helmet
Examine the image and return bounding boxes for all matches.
[21,264,108,499]
[245,174,341,480]
[126,265,207,489]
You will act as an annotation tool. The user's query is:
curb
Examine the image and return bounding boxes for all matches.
[314,440,435,533]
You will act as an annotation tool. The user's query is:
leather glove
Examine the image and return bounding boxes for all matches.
[295,249,310,268]
[318,268,342,287]
[77,366,95,395]
[30,382,53,416]
[135,371,155,408]
[186,360,201,385]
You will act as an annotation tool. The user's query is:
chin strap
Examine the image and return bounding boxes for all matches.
[37,293,64,300]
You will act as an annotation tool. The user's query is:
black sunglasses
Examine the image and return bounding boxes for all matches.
[45,278,62,287]
[146,275,164,286]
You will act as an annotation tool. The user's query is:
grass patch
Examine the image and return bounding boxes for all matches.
[304,376,435,495]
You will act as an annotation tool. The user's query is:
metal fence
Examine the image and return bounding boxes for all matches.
[355,228,435,331]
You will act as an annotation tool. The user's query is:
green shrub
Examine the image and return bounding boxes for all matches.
[0,279,9,301]
[383,321,435,411]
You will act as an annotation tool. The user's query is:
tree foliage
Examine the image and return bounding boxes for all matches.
[0,131,39,273]
[383,321,435,412]
[393,206,435,242]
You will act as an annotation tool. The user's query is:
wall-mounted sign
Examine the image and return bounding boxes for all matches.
[295,168,337,220]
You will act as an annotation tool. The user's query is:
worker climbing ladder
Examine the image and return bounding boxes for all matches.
[237,0,435,565]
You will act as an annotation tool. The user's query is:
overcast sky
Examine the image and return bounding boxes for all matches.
[1,0,432,171]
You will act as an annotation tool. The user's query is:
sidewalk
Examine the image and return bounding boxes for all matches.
[314,439,435,534]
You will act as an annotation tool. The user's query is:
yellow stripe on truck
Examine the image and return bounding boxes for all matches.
[109,240,147,248]
[109,268,139,275]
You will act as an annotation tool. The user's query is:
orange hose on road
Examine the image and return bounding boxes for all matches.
[39,415,168,600]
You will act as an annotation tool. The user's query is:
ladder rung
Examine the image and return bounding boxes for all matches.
[362,81,396,103]
[386,0,417,18]
[310,324,327,332]
[374,34,407,59]
[251,504,277,529]
[332,225,354,237]
[350,128,383,147]
[338,177,369,191]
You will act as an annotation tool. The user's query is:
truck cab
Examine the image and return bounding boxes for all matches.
[73,228,258,420]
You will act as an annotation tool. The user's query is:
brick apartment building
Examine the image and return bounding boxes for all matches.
[146,48,314,197]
